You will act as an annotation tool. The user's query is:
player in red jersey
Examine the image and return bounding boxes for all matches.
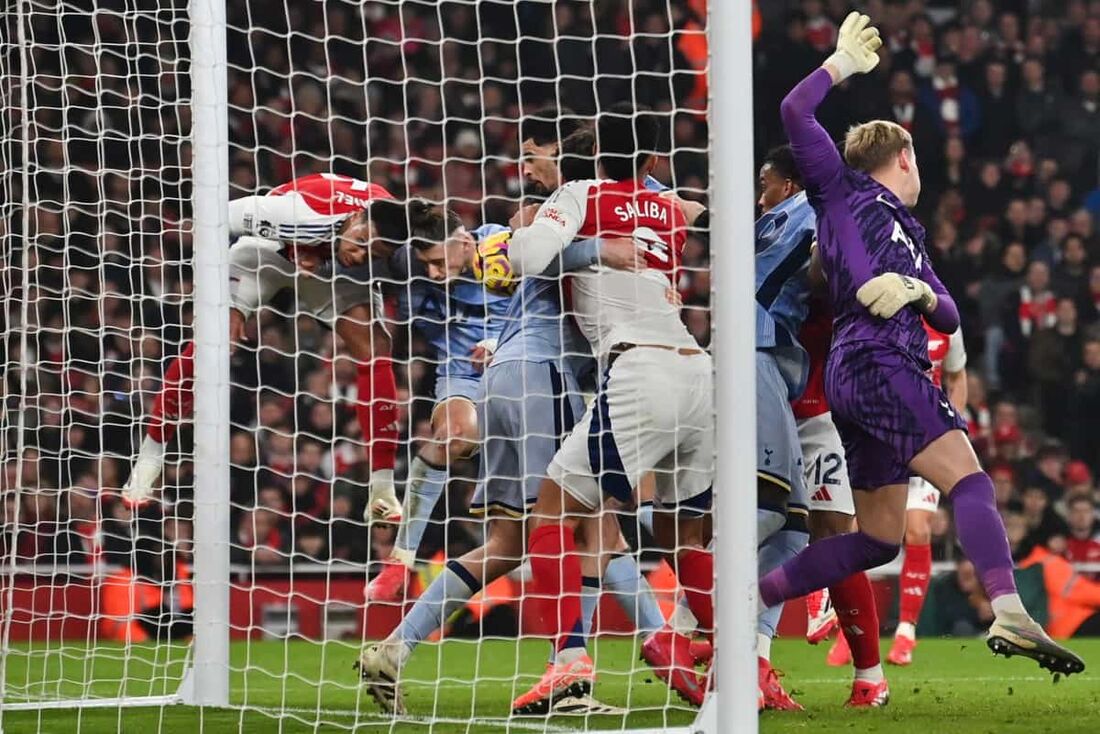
[887,321,967,665]
[794,298,889,706]
[507,104,713,711]
[124,173,408,523]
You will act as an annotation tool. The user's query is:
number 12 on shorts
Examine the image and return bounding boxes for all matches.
[809,452,842,486]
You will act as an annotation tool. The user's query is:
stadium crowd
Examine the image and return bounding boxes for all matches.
[3,0,1100,638]
[1,0,708,572]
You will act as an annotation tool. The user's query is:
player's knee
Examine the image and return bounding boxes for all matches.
[858,532,902,566]
[904,513,933,546]
[484,524,524,567]
[674,514,708,550]
[808,510,855,541]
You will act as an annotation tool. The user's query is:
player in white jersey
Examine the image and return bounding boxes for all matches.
[123,174,409,524]
[888,322,967,665]
[355,130,669,717]
[505,103,713,711]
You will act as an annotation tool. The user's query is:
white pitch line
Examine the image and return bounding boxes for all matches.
[250,707,578,732]
[793,675,1053,684]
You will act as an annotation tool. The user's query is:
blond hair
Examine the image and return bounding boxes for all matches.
[844,120,913,173]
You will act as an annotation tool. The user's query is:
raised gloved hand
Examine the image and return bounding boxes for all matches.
[824,12,883,82]
[856,272,936,320]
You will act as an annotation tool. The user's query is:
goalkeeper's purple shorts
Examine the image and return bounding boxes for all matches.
[825,341,967,490]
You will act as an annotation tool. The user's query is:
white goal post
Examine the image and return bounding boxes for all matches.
[0,1,756,732]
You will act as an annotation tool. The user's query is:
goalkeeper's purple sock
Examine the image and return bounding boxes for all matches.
[949,471,1018,600]
[759,532,898,608]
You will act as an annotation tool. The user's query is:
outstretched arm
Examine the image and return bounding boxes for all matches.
[781,12,882,197]
[780,70,845,196]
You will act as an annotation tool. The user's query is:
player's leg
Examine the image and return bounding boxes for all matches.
[513,474,599,715]
[333,291,400,523]
[124,238,282,501]
[756,509,808,711]
[368,393,479,602]
[800,413,848,645]
[910,430,1086,674]
[638,350,715,707]
[810,508,889,705]
[759,409,908,610]
[757,352,795,543]
[593,507,666,640]
[358,514,525,714]
[754,395,811,709]
[800,413,887,704]
[888,479,937,666]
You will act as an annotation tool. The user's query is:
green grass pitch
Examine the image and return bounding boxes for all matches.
[1,637,1098,733]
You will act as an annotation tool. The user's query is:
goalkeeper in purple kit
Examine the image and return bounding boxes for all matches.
[758,12,1084,677]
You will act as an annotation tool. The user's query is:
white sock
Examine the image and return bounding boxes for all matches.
[140,435,165,460]
[555,646,587,666]
[895,621,916,640]
[854,664,884,683]
[991,593,1026,618]
[757,632,772,661]
[669,594,699,635]
[370,468,395,493]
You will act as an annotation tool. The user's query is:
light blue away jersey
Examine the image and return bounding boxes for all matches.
[400,224,515,383]
[755,191,816,398]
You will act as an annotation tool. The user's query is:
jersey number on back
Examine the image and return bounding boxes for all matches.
[891,220,922,271]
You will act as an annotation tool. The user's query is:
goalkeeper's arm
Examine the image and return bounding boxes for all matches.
[780,12,882,196]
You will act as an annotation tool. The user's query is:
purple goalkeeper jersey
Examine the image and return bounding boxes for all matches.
[779,67,955,368]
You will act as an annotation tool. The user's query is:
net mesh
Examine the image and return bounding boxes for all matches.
[1,1,711,730]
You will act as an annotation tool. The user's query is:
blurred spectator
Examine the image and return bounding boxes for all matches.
[1081,266,1100,323]
[1054,235,1091,304]
[920,58,982,141]
[1061,70,1100,188]
[233,506,288,566]
[1019,485,1068,552]
[999,259,1057,393]
[1070,338,1100,467]
[1027,298,1082,436]
[1017,56,1065,160]
[976,59,1018,157]
[329,489,369,564]
[1062,495,1100,569]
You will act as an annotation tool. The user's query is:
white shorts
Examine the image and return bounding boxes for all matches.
[228,237,383,322]
[549,347,714,512]
[907,477,941,513]
[797,412,855,516]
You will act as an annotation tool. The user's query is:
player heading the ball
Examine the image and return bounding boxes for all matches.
[124,174,410,529]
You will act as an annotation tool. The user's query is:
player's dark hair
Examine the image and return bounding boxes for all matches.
[406,200,463,251]
[597,102,660,181]
[559,128,597,183]
[366,198,414,247]
[762,145,802,187]
[521,105,583,147]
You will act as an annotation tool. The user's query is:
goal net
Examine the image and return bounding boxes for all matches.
[1,1,735,732]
